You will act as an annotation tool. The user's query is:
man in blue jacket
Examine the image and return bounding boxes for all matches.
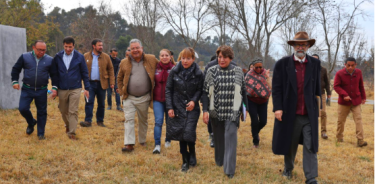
[51,36,90,140]
[11,40,55,140]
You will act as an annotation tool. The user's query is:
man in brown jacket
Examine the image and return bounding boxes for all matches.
[117,39,158,152]
[80,39,115,128]
[312,54,331,139]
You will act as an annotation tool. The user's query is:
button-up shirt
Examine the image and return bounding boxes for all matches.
[294,55,308,115]
[63,50,74,70]
[91,52,100,80]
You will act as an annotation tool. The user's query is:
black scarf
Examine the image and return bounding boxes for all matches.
[180,62,196,81]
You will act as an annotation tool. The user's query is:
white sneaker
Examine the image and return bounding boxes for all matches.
[165,141,171,148]
[153,145,161,154]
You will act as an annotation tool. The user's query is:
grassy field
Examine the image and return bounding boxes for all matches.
[0,90,373,184]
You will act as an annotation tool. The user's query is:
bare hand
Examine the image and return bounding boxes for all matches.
[327,95,331,99]
[51,89,58,98]
[265,69,270,78]
[13,84,20,90]
[362,99,366,104]
[84,90,90,99]
[344,96,351,101]
[111,85,114,89]
[186,101,195,111]
[168,109,175,118]
[275,110,283,121]
[116,89,119,94]
[203,112,209,124]
[240,113,244,121]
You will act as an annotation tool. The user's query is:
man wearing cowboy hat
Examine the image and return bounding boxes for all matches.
[272,32,320,184]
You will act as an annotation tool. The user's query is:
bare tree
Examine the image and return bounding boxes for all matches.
[314,0,368,77]
[209,0,231,46]
[342,23,367,64]
[156,0,214,49]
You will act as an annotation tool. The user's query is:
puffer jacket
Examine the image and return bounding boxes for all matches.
[165,62,204,142]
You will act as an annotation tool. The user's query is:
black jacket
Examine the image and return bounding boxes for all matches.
[272,54,321,155]
[165,62,204,142]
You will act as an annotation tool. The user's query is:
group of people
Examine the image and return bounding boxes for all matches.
[11,32,368,182]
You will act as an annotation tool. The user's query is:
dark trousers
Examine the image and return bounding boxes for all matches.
[179,141,195,154]
[85,81,106,122]
[207,119,212,134]
[106,86,120,107]
[19,87,47,136]
[211,118,238,175]
[284,115,318,184]
[247,99,268,145]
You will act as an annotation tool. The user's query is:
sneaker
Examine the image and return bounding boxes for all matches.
[357,140,368,147]
[38,135,46,140]
[282,169,292,179]
[117,106,123,111]
[321,133,328,139]
[80,121,92,127]
[153,145,161,154]
[165,141,171,148]
[106,106,112,110]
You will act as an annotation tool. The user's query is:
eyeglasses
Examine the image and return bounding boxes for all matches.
[294,44,309,49]
[36,48,46,52]
[127,49,131,51]
[255,66,263,69]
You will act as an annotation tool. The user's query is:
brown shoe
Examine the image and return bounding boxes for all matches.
[122,145,134,152]
[97,121,106,127]
[357,140,368,147]
[80,121,92,127]
[321,133,328,139]
[68,134,77,140]
[337,138,344,142]
[66,127,69,133]
[140,142,146,146]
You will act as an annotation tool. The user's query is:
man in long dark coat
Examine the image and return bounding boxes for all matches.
[272,32,321,184]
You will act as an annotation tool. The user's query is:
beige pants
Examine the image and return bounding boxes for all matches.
[58,88,81,136]
[320,94,327,133]
[123,93,150,145]
[336,104,364,140]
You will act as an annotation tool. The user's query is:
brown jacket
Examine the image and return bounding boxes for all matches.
[84,52,115,90]
[321,66,331,95]
[117,54,158,108]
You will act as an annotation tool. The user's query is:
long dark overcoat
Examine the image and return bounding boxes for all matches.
[272,54,321,155]
[165,62,204,142]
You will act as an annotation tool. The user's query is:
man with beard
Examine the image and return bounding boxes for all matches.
[272,32,320,184]
[80,39,115,128]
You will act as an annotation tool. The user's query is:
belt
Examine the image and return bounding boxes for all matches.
[90,80,100,82]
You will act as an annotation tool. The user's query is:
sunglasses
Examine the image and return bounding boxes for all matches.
[255,66,263,69]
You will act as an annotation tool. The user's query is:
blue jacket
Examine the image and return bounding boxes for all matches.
[51,50,90,90]
[11,52,54,90]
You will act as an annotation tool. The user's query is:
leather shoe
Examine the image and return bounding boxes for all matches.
[117,106,123,111]
[358,140,368,147]
[38,135,45,140]
[122,145,134,152]
[321,133,328,139]
[282,169,292,179]
[26,119,37,135]
[140,142,146,146]
[66,127,69,133]
[68,134,77,140]
[227,174,234,179]
[80,121,92,127]
[107,106,112,110]
[97,122,106,127]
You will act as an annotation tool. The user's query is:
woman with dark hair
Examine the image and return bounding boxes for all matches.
[244,58,271,148]
[152,49,176,154]
[201,45,247,178]
[165,47,204,172]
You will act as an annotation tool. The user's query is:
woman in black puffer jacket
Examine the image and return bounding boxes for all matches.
[165,47,204,172]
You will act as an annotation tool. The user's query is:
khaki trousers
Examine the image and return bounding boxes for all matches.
[58,88,81,136]
[123,93,150,145]
[336,104,364,140]
[320,94,327,133]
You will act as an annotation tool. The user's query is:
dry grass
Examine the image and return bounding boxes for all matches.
[0,92,373,184]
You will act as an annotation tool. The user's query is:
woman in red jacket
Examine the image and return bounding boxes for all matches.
[153,49,176,154]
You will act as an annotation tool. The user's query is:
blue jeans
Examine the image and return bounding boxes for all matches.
[106,87,120,107]
[153,101,170,145]
[85,81,106,122]
[19,87,47,136]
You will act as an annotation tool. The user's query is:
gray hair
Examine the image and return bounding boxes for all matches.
[129,39,142,47]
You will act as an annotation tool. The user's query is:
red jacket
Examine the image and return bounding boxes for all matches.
[334,68,366,106]
[153,62,174,102]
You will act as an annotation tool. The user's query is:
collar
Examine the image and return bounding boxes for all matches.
[129,53,144,62]
[92,51,100,57]
[64,50,74,56]
[293,54,307,63]
[345,68,356,75]
[32,50,44,60]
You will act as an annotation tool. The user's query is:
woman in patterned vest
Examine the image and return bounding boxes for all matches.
[244,58,272,148]
[201,45,248,179]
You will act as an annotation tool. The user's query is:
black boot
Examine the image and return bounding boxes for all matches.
[181,152,190,172]
[210,133,215,148]
[189,146,197,166]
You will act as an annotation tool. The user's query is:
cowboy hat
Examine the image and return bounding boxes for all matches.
[287,31,315,47]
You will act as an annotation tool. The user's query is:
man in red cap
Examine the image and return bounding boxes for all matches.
[272,32,320,184]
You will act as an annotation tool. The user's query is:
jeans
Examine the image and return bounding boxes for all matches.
[85,81,106,122]
[107,86,120,107]
[247,99,268,145]
[153,101,170,145]
[19,87,47,136]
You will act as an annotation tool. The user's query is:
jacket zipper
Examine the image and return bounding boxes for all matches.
[35,58,39,91]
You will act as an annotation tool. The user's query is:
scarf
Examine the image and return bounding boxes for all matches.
[180,62,196,81]
[159,62,174,82]
[244,69,271,99]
